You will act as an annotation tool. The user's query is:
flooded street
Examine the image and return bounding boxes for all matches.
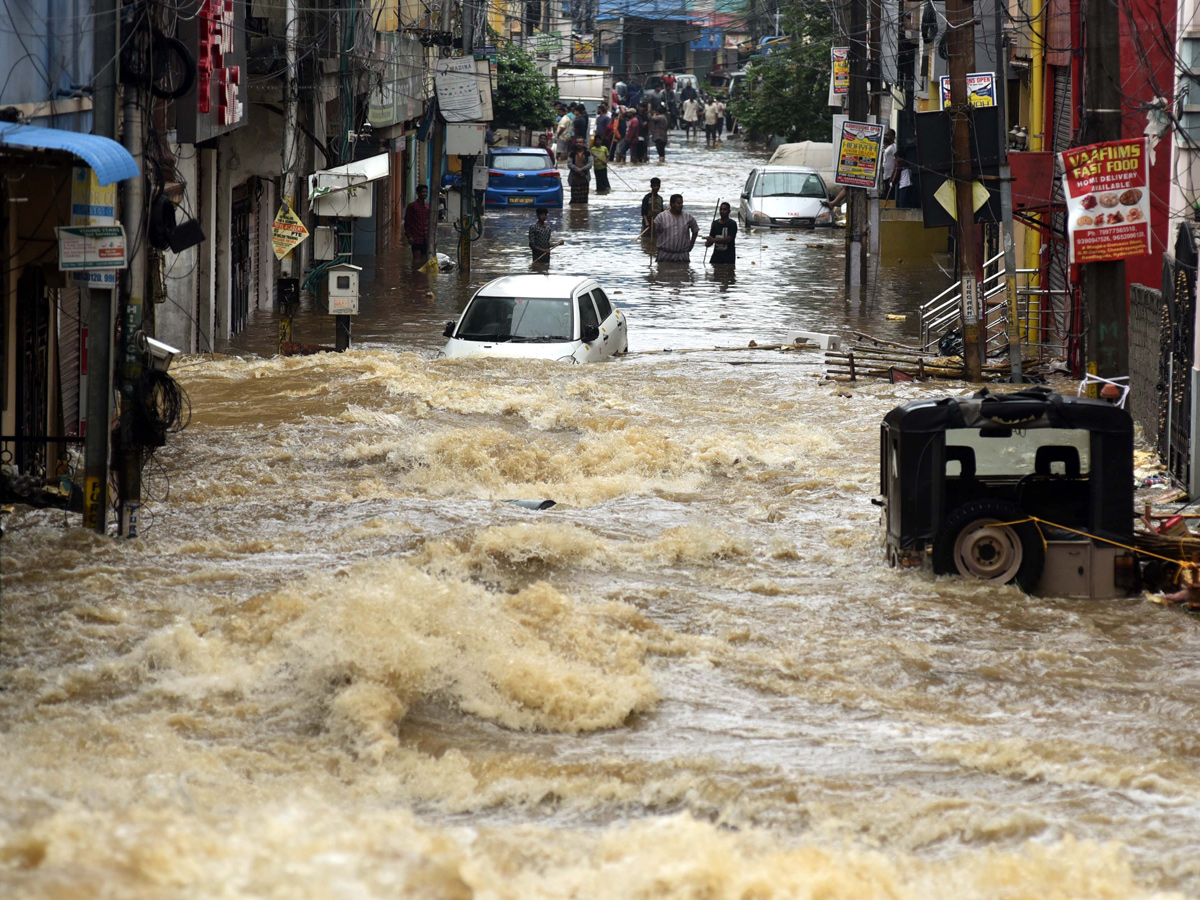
[4,135,1200,899]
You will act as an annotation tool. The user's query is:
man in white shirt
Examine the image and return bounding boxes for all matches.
[554,104,574,162]
[653,194,700,263]
[880,129,897,201]
[703,100,720,147]
[682,96,700,138]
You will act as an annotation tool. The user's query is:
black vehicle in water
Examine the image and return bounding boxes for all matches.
[880,387,1140,597]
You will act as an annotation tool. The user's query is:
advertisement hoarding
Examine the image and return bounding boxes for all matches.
[1060,138,1152,265]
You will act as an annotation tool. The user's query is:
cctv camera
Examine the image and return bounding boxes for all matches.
[361,120,374,133]
[137,333,181,372]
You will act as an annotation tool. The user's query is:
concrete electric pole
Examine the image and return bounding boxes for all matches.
[946,0,982,381]
[845,0,869,291]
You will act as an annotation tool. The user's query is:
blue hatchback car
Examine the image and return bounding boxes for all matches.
[485,147,563,208]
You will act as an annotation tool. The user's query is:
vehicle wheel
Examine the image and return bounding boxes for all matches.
[150,37,196,100]
[931,499,1044,591]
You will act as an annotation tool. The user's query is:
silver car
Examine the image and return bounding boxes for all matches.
[739,165,834,228]
[439,274,628,363]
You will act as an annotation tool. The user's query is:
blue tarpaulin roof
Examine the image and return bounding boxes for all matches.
[0,123,138,185]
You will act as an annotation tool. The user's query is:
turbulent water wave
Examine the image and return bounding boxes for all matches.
[4,141,1200,898]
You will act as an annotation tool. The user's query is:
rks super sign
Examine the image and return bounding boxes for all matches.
[178,0,247,143]
[197,0,242,125]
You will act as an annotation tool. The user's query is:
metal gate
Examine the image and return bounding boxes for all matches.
[230,186,251,335]
[1165,223,1197,487]
[1046,64,1073,355]
[15,268,50,475]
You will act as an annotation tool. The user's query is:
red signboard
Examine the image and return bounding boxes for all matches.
[178,0,247,144]
[1060,138,1152,265]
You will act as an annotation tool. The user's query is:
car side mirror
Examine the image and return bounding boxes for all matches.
[443,321,455,338]
[581,324,600,342]
[740,191,749,200]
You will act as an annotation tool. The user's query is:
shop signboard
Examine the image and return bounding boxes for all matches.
[835,120,883,188]
[177,0,248,144]
[71,167,119,287]
[938,72,996,109]
[57,225,128,270]
[573,34,595,63]
[1060,137,1152,264]
[435,55,492,122]
[535,31,564,57]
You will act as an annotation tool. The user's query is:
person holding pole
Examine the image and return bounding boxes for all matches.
[705,201,737,266]
[641,177,665,236]
[528,207,564,265]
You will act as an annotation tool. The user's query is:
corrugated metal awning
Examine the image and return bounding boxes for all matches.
[0,123,139,185]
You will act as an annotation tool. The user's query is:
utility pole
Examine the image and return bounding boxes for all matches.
[868,0,882,261]
[1082,0,1126,378]
[459,0,475,274]
[997,0,1021,380]
[117,83,146,537]
[279,0,301,350]
[845,0,868,291]
[84,0,120,534]
[427,0,454,262]
[946,0,982,381]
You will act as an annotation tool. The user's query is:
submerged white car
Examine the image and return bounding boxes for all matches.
[739,165,834,228]
[439,274,628,363]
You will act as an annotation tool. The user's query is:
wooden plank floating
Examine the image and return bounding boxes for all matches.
[824,344,1039,382]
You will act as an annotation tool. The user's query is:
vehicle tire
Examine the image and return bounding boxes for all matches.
[931,499,1044,591]
[150,37,195,100]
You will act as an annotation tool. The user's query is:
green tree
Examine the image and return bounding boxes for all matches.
[731,4,834,143]
[492,44,558,131]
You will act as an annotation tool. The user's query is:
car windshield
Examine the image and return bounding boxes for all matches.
[456,296,573,342]
[946,427,1091,477]
[490,153,552,171]
[756,173,826,198]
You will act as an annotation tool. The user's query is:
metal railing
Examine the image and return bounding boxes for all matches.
[917,254,1069,360]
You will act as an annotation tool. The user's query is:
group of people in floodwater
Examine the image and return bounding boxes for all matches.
[527,176,736,268]
[540,81,734,205]
[402,80,740,270]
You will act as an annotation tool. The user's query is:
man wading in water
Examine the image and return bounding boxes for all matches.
[403,184,430,262]
[652,193,699,264]
[528,207,564,265]
[641,177,665,240]
[705,201,737,266]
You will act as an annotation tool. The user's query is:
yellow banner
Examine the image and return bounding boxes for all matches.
[272,204,309,259]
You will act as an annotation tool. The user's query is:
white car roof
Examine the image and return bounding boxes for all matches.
[755,165,823,176]
[475,274,597,298]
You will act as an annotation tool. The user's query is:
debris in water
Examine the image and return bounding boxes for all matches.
[503,499,557,510]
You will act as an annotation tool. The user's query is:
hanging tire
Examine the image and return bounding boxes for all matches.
[150,37,195,100]
[931,499,1045,592]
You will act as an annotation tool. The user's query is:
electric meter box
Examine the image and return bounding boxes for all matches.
[445,123,486,156]
[313,226,338,260]
[320,262,362,315]
[445,188,463,220]
[471,166,490,191]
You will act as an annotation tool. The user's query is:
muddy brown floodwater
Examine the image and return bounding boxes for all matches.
[3,135,1200,900]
